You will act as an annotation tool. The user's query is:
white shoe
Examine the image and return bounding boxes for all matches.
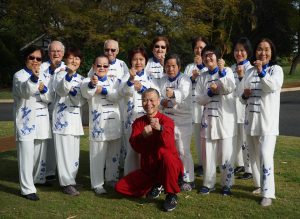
[261,198,272,207]
[252,187,261,195]
[94,187,107,195]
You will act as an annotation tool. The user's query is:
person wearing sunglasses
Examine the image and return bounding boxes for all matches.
[195,45,236,196]
[52,47,85,196]
[239,38,283,207]
[183,36,208,177]
[81,55,122,195]
[230,37,253,180]
[145,36,169,83]
[13,45,52,201]
[40,40,66,185]
[159,54,194,192]
[120,47,159,176]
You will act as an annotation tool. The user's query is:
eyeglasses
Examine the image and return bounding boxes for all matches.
[154,45,166,49]
[203,52,215,59]
[28,56,42,62]
[96,64,109,68]
[104,48,117,53]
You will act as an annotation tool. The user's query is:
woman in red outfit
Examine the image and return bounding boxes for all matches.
[115,88,183,212]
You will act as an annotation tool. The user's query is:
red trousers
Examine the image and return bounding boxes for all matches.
[115,152,183,197]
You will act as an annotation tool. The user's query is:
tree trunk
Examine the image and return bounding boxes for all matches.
[289,54,300,75]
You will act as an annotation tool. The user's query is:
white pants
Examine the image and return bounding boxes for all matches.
[46,138,57,176]
[235,124,252,173]
[202,137,236,189]
[123,127,140,176]
[17,139,47,195]
[193,123,202,166]
[54,134,80,186]
[119,122,127,169]
[90,139,121,189]
[247,135,276,199]
[175,125,194,183]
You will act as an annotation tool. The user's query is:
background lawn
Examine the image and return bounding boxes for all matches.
[0,122,299,218]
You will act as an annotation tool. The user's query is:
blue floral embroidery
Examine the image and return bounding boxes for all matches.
[20,107,35,135]
[262,164,271,192]
[39,160,46,181]
[91,110,104,138]
[54,103,68,131]
[125,101,134,129]
[222,160,234,187]
[75,161,79,167]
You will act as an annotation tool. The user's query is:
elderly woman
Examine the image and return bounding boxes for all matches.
[121,47,158,176]
[239,38,283,206]
[231,37,253,179]
[184,37,208,176]
[81,55,122,194]
[13,45,52,201]
[145,36,170,82]
[195,45,236,196]
[52,47,85,196]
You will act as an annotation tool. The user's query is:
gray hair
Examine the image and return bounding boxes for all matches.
[48,40,65,54]
[103,39,119,50]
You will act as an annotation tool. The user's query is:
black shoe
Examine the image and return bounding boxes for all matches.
[22,193,39,201]
[196,165,203,176]
[46,175,56,182]
[146,184,164,199]
[163,193,177,212]
[234,166,245,174]
[35,181,53,187]
[221,186,232,196]
[238,172,253,180]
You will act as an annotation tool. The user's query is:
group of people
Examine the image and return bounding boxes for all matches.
[13,36,283,212]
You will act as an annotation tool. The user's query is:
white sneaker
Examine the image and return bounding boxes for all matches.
[252,187,261,195]
[94,187,107,195]
[261,198,272,207]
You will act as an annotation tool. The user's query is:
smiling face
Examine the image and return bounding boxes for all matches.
[165,58,180,78]
[256,41,272,65]
[104,41,119,62]
[152,40,167,59]
[66,53,81,72]
[202,51,218,70]
[131,52,146,72]
[49,41,64,65]
[26,50,42,71]
[93,57,109,78]
[234,43,248,63]
[194,40,206,56]
[142,90,160,118]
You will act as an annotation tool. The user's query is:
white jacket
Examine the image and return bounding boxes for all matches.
[231,60,253,124]
[81,75,121,141]
[184,63,207,123]
[52,71,85,135]
[145,57,165,79]
[13,68,52,141]
[159,73,192,126]
[195,67,236,140]
[239,64,283,136]
[119,70,158,130]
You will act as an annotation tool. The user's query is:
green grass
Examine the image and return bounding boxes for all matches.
[0,121,14,137]
[0,89,13,99]
[282,65,300,86]
[0,123,300,218]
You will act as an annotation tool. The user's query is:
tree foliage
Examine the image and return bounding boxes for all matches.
[0,0,299,86]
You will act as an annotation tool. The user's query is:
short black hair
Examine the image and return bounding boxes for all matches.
[164,53,181,68]
[253,38,277,65]
[64,47,83,61]
[128,46,148,67]
[201,45,221,60]
[192,36,208,50]
[22,45,44,63]
[93,54,109,64]
[142,88,160,99]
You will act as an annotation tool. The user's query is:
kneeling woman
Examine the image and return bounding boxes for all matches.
[52,47,85,196]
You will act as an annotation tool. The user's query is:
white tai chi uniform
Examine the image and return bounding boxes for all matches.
[160,72,194,183]
[52,70,85,187]
[195,67,236,189]
[89,59,129,168]
[40,61,66,178]
[184,63,207,167]
[239,63,283,199]
[13,67,52,195]
[231,60,252,173]
[120,69,158,175]
[145,57,165,83]
[81,74,122,189]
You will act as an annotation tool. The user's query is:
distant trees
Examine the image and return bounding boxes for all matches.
[0,0,299,87]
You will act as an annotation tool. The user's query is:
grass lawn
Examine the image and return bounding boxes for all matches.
[0,122,300,218]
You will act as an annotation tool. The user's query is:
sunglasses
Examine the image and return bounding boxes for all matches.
[28,56,42,62]
[154,45,166,49]
[96,64,109,68]
[203,52,215,59]
[104,48,117,53]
